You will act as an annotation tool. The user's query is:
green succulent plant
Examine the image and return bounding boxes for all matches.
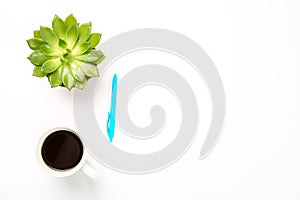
[27,14,105,90]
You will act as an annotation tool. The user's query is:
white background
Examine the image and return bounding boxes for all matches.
[1,0,300,199]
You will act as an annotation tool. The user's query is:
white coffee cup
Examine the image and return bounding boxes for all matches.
[37,127,95,178]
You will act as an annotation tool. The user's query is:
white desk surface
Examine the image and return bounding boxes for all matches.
[1,0,300,199]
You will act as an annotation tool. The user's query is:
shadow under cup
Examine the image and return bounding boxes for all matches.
[41,130,84,171]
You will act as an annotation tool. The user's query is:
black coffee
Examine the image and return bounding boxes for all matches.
[41,130,83,170]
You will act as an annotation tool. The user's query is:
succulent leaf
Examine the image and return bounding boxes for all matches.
[74,78,87,90]
[27,38,46,50]
[27,14,105,90]
[34,30,42,38]
[70,61,86,83]
[28,50,52,65]
[52,15,67,40]
[62,66,75,90]
[87,33,101,48]
[72,42,90,56]
[80,62,99,77]
[41,44,63,57]
[40,26,59,47]
[33,66,47,77]
[93,51,105,64]
[77,22,92,44]
[74,50,104,63]
[41,58,62,73]
[66,25,78,49]
[65,14,77,29]
[59,39,68,49]
[48,66,63,87]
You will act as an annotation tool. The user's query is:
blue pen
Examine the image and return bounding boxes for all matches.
[106,74,118,142]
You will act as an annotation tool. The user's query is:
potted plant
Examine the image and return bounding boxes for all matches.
[27,14,105,90]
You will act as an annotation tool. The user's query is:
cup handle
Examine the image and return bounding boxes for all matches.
[81,161,96,178]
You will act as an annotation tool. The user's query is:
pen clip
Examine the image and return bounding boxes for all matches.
[106,112,111,134]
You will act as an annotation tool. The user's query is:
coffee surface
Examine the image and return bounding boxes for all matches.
[41,130,83,170]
